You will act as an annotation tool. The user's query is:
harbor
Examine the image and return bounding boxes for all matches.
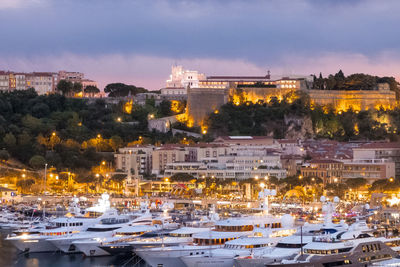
[2,192,400,267]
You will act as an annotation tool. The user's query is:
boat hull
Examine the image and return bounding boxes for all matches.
[8,237,58,253]
[73,241,109,257]
[136,247,213,267]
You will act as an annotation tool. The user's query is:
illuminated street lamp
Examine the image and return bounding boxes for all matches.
[52,132,56,136]
[389,177,394,182]
[298,175,303,180]
[260,182,265,188]
[117,117,122,122]
[255,176,259,180]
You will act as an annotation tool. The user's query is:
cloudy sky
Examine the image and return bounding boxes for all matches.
[0,0,400,90]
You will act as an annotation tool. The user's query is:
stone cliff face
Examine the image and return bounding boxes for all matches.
[284,115,314,139]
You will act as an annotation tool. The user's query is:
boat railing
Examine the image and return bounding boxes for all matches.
[312,235,340,243]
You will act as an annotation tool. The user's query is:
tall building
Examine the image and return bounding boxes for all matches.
[0,69,97,96]
[160,65,206,100]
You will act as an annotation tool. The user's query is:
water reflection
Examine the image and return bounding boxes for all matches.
[0,232,145,267]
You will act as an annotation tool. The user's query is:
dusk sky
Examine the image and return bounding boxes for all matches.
[1,0,400,90]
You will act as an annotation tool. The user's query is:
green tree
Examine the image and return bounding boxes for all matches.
[345,178,367,190]
[3,133,16,150]
[104,83,148,97]
[111,174,127,183]
[109,135,123,152]
[84,85,100,97]
[170,173,195,182]
[17,179,35,194]
[72,82,83,94]
[0,149,9,161]
[56,80,73,96]
[29,155,46,170]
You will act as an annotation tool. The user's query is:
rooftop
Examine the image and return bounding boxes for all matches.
[356,142,400,149]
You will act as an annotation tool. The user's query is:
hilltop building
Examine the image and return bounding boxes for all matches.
[0,70,97,95]
[161,65,398,127]
[160,65,206,100]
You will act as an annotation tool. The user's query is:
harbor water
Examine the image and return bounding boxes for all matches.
[0,231,146,267]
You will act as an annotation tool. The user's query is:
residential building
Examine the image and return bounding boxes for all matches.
[114,146,155,176]
[342,159,395,183]
[353,142,400,178]
[151,146,188,175]
[301,159,344,184]
[0,71,10,91]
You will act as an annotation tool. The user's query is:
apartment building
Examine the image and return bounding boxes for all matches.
[301,159,344,184]
[353,142,400,178]
[151,146,188,175]
[164,150,287,180]
[114,146,155,176]
[342,159,395,182]
[0,70,97,95]
[301,157,395,184]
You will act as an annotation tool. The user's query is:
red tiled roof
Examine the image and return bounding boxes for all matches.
[357,142,400,149]
[309,159,343,164]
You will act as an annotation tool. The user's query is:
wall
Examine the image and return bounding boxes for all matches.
[187,86,229,126]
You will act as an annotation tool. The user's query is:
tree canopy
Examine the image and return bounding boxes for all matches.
[104,83,148,97]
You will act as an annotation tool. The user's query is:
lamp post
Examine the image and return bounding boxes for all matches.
[44,163,47,194]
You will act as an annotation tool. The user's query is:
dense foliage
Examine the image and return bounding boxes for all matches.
[0,89,188,172]
[313,70,398,92]
[207,91,400,141]
[104,83,148,97]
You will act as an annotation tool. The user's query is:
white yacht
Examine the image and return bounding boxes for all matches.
[235,196,349,267]
[180,214,297,267]
[265,220,398,267]
[6,193,117,253]
[136,214,284,267]
[48,214,136,253]
[71,224,157,256]
[102,226,212,255]
[69,208,168,257]
[181,236,280,267]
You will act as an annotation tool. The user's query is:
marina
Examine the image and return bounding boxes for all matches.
[2,193,400,267]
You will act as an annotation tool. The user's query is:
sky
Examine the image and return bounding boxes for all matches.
[0,0,400,90]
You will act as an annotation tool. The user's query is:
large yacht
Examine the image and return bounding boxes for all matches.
[235,196,350,267]
[71,224,158,256]
[6,193,119,253]
[180,214,296,267]
[100,226,211,255]
[48,205,153,254]
[136,214,284,267]
[265,221,398,267]
[71,212,178,257]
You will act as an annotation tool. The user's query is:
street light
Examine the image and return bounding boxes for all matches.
[264,175,269,181]
[52,132,56,136]
[255,176,259,180]
[260,182,265,188]
[299,175,303,180]
[389,177,394,182]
